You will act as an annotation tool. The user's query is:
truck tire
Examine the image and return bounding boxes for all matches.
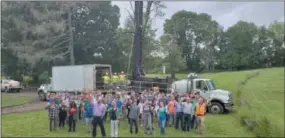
[16,89,21,93]
[209,102,224,114]
[38,91,46,101]
[4,87,9,93]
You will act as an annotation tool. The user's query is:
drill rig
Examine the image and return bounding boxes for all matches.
[129,1,172,93]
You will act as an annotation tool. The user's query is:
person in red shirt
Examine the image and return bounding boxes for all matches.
[68,101,77,132]
[167,95,176,127]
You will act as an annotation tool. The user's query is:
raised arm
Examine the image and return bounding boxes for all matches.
[45,102,50,110]
[90,94,97,106]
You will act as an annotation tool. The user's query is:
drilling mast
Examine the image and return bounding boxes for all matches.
[132,1,145,80]
[130,1,172,93]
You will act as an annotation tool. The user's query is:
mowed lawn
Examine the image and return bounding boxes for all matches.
[2,67,283,137]
[1,93,33,107]
[242,68,284,136]
[2,110,253,137]
[148,67,284,136]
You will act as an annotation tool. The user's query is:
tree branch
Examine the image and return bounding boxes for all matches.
[125,8,135,27]
[52,38,71,49]
[143,1,153,35]
[51,48,71,60]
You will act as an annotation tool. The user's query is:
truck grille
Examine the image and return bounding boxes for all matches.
[229,93,233,102]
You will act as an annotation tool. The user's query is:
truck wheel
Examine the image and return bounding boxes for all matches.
[16,89,21,93]
[209,102,224,114]
[38,91,46,101]
[4,87,9,93]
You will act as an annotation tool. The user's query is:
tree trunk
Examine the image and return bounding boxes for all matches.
[171,70,176,79]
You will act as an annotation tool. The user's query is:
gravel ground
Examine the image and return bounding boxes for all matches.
[2,91,46,115]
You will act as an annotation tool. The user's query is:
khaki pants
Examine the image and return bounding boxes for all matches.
[49,118,56,131]
[143,113,152,134]
[196,116,204,134]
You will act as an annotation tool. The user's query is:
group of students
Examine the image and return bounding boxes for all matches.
[45,88,209,137]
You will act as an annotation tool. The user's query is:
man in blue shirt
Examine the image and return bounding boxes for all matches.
[116,97,123,118]
[104,99,113,122]
[175,97,183,130]
[158,93,168,106]
[84,100,93,133]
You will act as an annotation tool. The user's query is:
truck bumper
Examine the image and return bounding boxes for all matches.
[224,103,234,111]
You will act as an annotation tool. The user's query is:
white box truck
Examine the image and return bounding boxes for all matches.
[38,64,112,101]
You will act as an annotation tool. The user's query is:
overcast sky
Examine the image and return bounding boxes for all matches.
[112,1,284,39]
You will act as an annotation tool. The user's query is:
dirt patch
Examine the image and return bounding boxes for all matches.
[2,101,46,115]
[2,91,46,115]
[4,91,39,99]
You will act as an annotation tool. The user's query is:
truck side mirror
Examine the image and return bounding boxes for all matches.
[203,87,208,91]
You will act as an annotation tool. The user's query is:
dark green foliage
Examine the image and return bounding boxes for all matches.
[1,2,284,84]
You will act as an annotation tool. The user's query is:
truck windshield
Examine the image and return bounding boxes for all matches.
[206,80,216,90]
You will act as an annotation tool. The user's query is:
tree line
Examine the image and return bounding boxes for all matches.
[1,1,284,84]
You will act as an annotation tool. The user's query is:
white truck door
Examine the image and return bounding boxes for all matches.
[194,80,210,99]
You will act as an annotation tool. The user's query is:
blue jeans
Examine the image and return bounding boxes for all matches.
[182,114,191,131]
[190,115,196,129]
[159,119,166,135]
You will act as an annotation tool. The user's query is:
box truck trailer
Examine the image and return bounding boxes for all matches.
[38,64,112,101]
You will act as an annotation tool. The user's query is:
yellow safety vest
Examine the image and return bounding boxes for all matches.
[102,75,110,84]
[119,74,126,81]
[112,75,119,83]
[196,103,206,116]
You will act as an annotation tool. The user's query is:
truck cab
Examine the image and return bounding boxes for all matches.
[38,83,52,101]
[171,73,234,114]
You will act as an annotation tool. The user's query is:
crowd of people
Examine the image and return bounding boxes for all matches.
[45,88,209,137]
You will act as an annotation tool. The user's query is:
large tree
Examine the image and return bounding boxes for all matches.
[268,21,285,66]
[71,2,120,66]
[1,2,68,80]
[163,11,222,72]
[160,35,185,78]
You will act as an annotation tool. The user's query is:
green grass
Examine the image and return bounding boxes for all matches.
[241,68,284,136]
[148,67,284,137]
[1,93,33,107]
[2,110,253,137]
[2,67,283,137]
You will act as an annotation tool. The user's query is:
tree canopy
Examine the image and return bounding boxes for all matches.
[1,1,284,84]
